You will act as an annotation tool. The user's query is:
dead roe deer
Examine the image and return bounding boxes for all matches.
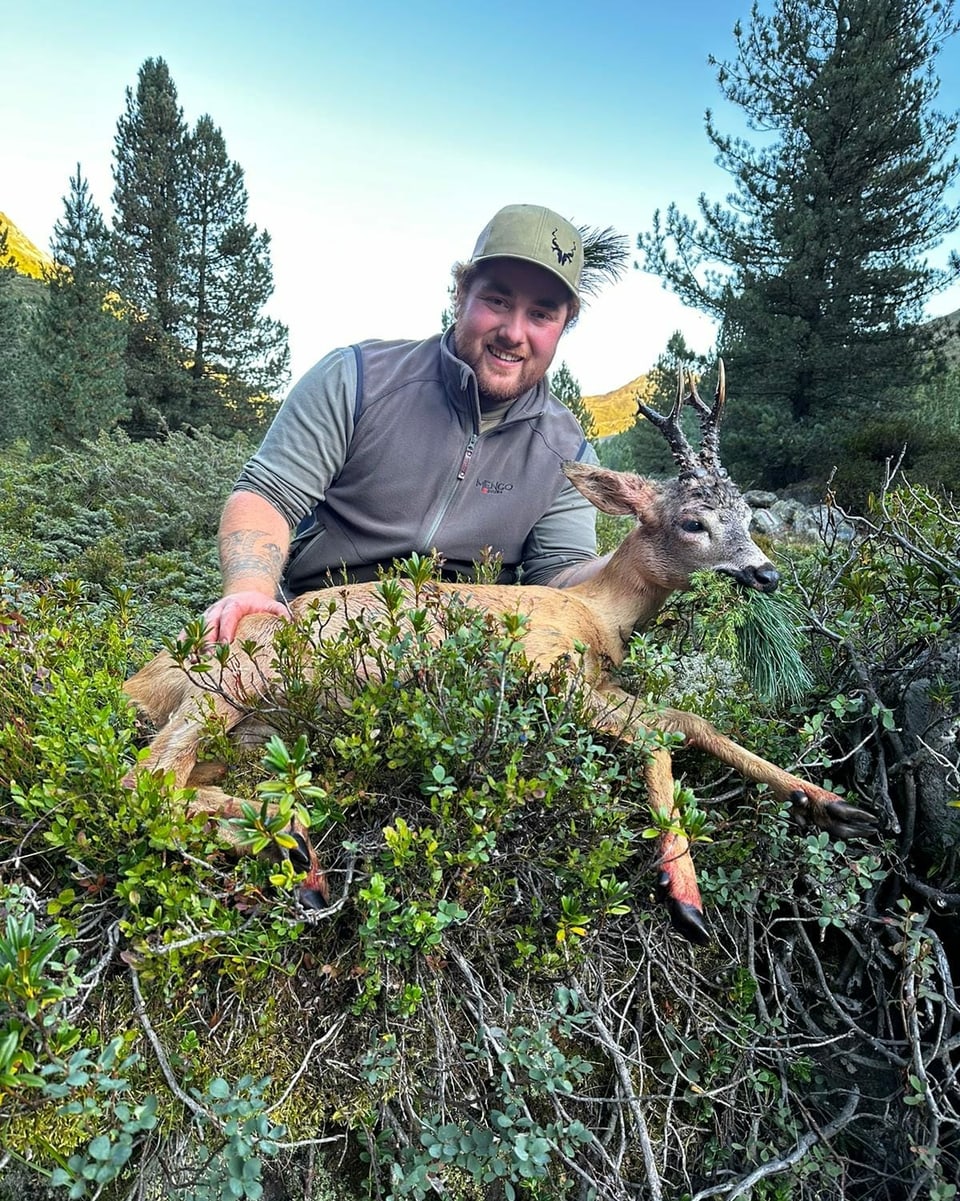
[124,364,875,943]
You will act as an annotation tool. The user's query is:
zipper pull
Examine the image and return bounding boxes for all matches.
[457,434,478,480]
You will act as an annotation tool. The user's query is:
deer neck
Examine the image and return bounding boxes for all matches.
[567,552,676,667]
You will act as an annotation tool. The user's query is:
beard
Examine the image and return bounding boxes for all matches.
[452,330,546,410]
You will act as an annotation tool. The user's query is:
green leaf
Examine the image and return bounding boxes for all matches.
[88,1134,112,1161]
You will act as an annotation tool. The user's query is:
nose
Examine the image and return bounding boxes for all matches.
[751,564,780,592]
[719,564,780,593]
[497,310,525,346]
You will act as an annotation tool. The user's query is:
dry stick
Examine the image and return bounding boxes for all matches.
[266,1019,347,1117]
[929,929,960,1022]
[67,920,120,1021]
[902,950,943,1201]
[570,975,663,1201]
[303,1144,316,1201]
[791,906,909,1066]
[691,1086,860,1201]
[129,966,215,1123]
[379,1104,448,1198]
[447,949,609,1198]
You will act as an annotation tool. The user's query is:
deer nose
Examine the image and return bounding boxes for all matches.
[720,564,780,593]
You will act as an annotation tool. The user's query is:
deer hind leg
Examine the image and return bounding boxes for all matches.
[644,745,711,944]
[127,693,329,909]
[589,684,709,944]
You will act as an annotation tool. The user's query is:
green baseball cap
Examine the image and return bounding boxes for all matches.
[470,204,583,298]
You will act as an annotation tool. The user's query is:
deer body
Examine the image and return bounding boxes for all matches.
[125,369,874,942]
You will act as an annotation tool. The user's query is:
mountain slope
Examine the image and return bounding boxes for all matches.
[1,211,51,279]
[582,374,658,437]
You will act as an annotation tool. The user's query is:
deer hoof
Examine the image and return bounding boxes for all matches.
[287,831,309,868]
[299,881,330,911]
[667,898,712,945]
[658,871,711,945]
[821,799,878,839]
[288,832,331,909]
[789,789,877,839]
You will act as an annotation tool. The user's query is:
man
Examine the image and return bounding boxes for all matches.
[202,204,609,645]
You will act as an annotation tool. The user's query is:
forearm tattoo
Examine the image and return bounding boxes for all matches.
[220,529,286,588]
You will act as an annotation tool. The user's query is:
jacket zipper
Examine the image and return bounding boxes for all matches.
[423,404,543,551]
[457,433,479,480]
[423,432,479,549]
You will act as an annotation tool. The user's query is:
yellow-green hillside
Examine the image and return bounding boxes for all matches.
[1,211,51,279]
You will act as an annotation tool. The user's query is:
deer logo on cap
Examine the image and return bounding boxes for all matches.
[551,228,576,266]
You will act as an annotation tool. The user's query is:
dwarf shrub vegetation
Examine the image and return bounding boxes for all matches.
[0,430,251,635]
[1,434,958,1198]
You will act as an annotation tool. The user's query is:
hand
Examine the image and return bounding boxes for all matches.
[200,591,292,646]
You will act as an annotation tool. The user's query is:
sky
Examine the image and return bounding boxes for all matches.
[5,0,960,397]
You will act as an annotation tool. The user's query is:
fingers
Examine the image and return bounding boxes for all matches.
[201,592,291,646]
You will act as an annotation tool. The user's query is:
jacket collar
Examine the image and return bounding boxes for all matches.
[439,327,549,425]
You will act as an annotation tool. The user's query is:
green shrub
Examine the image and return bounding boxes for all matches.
[0,430,252,633]
[2,470,958,1198]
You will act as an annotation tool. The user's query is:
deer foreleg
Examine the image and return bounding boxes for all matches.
[645,746,710,944]
[651,708,876,839]
[589,684,710,943]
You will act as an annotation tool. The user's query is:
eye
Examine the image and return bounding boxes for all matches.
[680,519,706,534]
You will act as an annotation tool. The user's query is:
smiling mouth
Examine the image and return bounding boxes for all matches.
[488,345,523,364]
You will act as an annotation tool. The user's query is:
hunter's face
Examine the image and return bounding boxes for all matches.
[454,258,570,408]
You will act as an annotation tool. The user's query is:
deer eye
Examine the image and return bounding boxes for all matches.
[680,519,706,534]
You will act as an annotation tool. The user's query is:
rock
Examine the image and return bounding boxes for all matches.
[749,508,782,536]
[745,494,859,545]
[743,489,780,508]
[893,639,960,867]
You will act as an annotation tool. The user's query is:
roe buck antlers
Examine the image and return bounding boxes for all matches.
[124,362,875,943]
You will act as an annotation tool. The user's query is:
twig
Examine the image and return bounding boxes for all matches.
[690,1086,860,1201]
[67,920,121,1020]
[266,1019,348,1115]
[571,975,663,1201]
[129,966,214,1122]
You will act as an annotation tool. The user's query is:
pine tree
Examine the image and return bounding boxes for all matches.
[0,228,28,445]
[26,167,128,448]
[110,59,289,435]
[640,0,960,490]
[180,114,288,429]
[111,56,190,433]
[111,56,186,335]
[550,362,597,440]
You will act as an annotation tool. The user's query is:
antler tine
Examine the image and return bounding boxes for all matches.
[697,358,727,473]
[636,364,701,476]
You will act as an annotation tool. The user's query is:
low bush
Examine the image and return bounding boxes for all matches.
[1,444,958,1198]
[0,431,252,634]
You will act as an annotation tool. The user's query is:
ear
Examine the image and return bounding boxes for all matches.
[562,461,660,518]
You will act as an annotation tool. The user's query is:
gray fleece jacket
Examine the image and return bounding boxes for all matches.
[233,329,599,594]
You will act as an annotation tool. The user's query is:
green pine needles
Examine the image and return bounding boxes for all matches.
[734,587,814,707]
[670,571,814,708]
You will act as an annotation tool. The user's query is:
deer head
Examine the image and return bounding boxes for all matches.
[565,362,776,598]
[634,360,777,593]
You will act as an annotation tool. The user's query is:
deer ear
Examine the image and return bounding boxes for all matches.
[563,462,659,518]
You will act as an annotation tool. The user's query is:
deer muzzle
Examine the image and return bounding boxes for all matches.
[718,563,780,593]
